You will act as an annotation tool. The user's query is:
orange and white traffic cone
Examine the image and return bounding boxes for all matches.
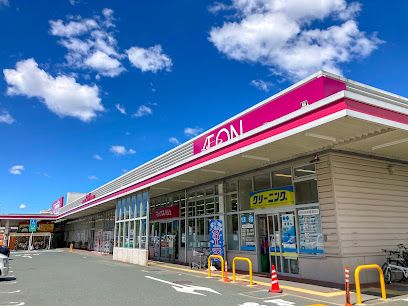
[344,267,352,306]
[269,265,283,294]
[224,260,231,282]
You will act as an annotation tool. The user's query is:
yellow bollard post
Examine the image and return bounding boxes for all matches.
[232,257,253,287]
[70,243,73,252]
[354,264,386,304]
[207,255,225,279]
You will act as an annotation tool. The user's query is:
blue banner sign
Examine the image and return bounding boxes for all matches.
[209,219,224,261]
[29,219,37,233]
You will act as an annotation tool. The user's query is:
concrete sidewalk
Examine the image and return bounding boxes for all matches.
[61,248,408,305]
[148,260,408,305]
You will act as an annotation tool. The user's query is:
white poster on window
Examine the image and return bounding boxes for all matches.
[298,208,324,255]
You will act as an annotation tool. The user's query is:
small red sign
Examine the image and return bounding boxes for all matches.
[151,205,179,221]
[82,193,96,204]
[51,196,64,214]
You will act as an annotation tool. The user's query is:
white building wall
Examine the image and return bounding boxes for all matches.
[331,152,408,284]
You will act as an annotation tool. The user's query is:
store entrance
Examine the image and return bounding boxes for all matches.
[267,211,299,274]
[152,220,179,261]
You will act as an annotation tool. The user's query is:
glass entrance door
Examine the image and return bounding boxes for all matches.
[267,214,282,272]
[157,221,179,261]
[267,211,299,274]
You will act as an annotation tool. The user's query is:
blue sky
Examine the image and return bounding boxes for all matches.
[0,0,407,214]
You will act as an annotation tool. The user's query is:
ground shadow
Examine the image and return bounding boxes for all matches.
[0,276,16,282]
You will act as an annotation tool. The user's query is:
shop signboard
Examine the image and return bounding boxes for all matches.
[151,205,179,221]
[51,196,64,214]
[37,223,54,232]
[29,219,37,233]
[18,222,29,233]
[209,219,224,261]
[193,76,345,154]
[298,208,324,254]
[250,186,294,209]
[281,214,297,253]
[82,193,96,204]
[240,213,255,251]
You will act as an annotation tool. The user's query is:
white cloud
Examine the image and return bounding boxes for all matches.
[93,154,103,160]
[88,175,99,180]
[115,103,126,115]
[110,145,136,155]
[84,50,124,77]
[49,19,98,37]
[0,110,15,124]
[126,45,172,72]
[49,9,124,78]
[169,137,180,145]
[250,79,271,91]
[184,127,203,137]
[9,165,24,175]
[133,105,152,118]
[19,204,27,209]
[209,0,382,79]
[3,58,104,122]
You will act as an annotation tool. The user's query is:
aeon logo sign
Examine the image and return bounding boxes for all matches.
[199,120,244,153]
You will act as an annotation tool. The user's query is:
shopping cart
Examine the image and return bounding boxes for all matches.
[190,246,210,270]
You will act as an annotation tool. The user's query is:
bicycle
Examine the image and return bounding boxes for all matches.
[382,244,408,284]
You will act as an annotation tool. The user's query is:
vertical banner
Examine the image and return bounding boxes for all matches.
[209,219,224,261]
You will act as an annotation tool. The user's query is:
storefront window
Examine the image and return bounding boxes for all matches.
[225,180,237,193]
[129,221,134,248]
[122,198,129,220]
[226,193,238,212]
[180,193,186,217]
[253,172,270,191]
[142,192,148,217]
[188,201,195,217]
[205,198,215,215]
[196,217,206,246]
[196,199,205,215]
[295,179,318,204]
[135,219,140,248]
[114,190,148,250]
[187,219,195,248]
[294,164,316,178]
[136,193,142,217]
[272,168,292,187]
[239,176,252,211]
[180,219,185,248]
[227,214,239,250]
[127,197,132,219]
[140,219,147,249]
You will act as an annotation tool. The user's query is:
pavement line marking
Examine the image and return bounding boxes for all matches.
[285,293,343,306]
[149,262,345,298]
[0,290,21,294]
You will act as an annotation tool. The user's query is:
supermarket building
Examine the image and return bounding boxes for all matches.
[1,71,408,284]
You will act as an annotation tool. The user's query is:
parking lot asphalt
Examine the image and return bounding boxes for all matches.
[1,249,408,306]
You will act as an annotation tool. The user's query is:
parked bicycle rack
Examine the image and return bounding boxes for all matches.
[354,264,386,304]
[207,254,225,279]
[232,257,253,287]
